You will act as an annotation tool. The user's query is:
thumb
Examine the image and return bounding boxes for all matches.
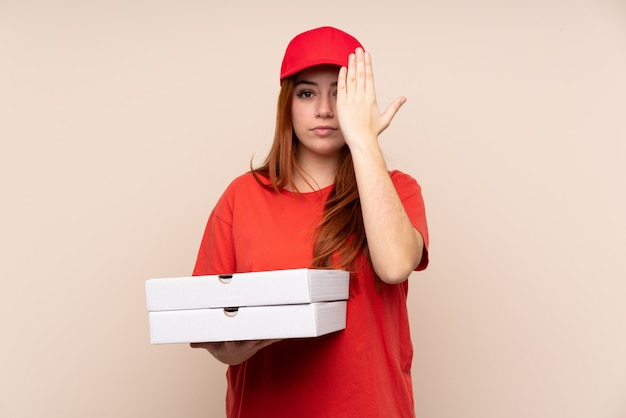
[380,96,407,132]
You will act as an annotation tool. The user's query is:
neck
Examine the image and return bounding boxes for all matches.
[290,153,339,192]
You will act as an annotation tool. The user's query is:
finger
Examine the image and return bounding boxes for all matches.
[223,340,243,350]
[337,66,347,99]
[355,47,366,94]
[254,338,281,349]
[364,50,375,94]
[346,52,356,96]
[235,339,271,349]
[380,96,407,130]
[241,339,277,349]
[190,341,220,350]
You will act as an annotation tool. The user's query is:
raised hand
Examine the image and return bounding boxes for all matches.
[336,48,406,151]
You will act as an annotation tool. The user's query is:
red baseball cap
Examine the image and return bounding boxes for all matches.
[279,26,363,84]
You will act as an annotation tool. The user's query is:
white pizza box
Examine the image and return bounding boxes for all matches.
[148,301,347,344]
[146,268,349,312]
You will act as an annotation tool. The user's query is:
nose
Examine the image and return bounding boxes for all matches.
[315,95,335,118]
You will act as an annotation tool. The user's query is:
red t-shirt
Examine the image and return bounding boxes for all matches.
[193,170,429,418]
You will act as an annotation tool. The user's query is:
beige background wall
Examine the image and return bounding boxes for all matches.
[1,0,625,417]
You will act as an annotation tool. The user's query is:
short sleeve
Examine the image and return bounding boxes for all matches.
[192,185,237,276]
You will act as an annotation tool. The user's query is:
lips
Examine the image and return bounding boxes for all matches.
[311,126,337,136]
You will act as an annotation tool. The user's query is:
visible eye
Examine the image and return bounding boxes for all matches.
[296,90,314,99]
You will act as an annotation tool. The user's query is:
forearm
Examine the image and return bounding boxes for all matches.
[350,141,423,284]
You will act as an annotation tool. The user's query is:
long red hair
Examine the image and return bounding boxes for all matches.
[251,77,370,273]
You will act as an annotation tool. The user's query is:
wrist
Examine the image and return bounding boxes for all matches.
[348,138,385,167]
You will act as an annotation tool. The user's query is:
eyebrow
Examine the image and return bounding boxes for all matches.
[294,80,338,87]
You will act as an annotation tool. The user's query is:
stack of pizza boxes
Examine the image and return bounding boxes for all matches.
[146,268,349,344]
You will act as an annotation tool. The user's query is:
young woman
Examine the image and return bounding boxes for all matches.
[191,26,429,418]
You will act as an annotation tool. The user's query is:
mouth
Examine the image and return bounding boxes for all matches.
[311,126,337,136]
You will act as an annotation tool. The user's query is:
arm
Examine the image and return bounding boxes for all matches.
[337,48,423,284]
